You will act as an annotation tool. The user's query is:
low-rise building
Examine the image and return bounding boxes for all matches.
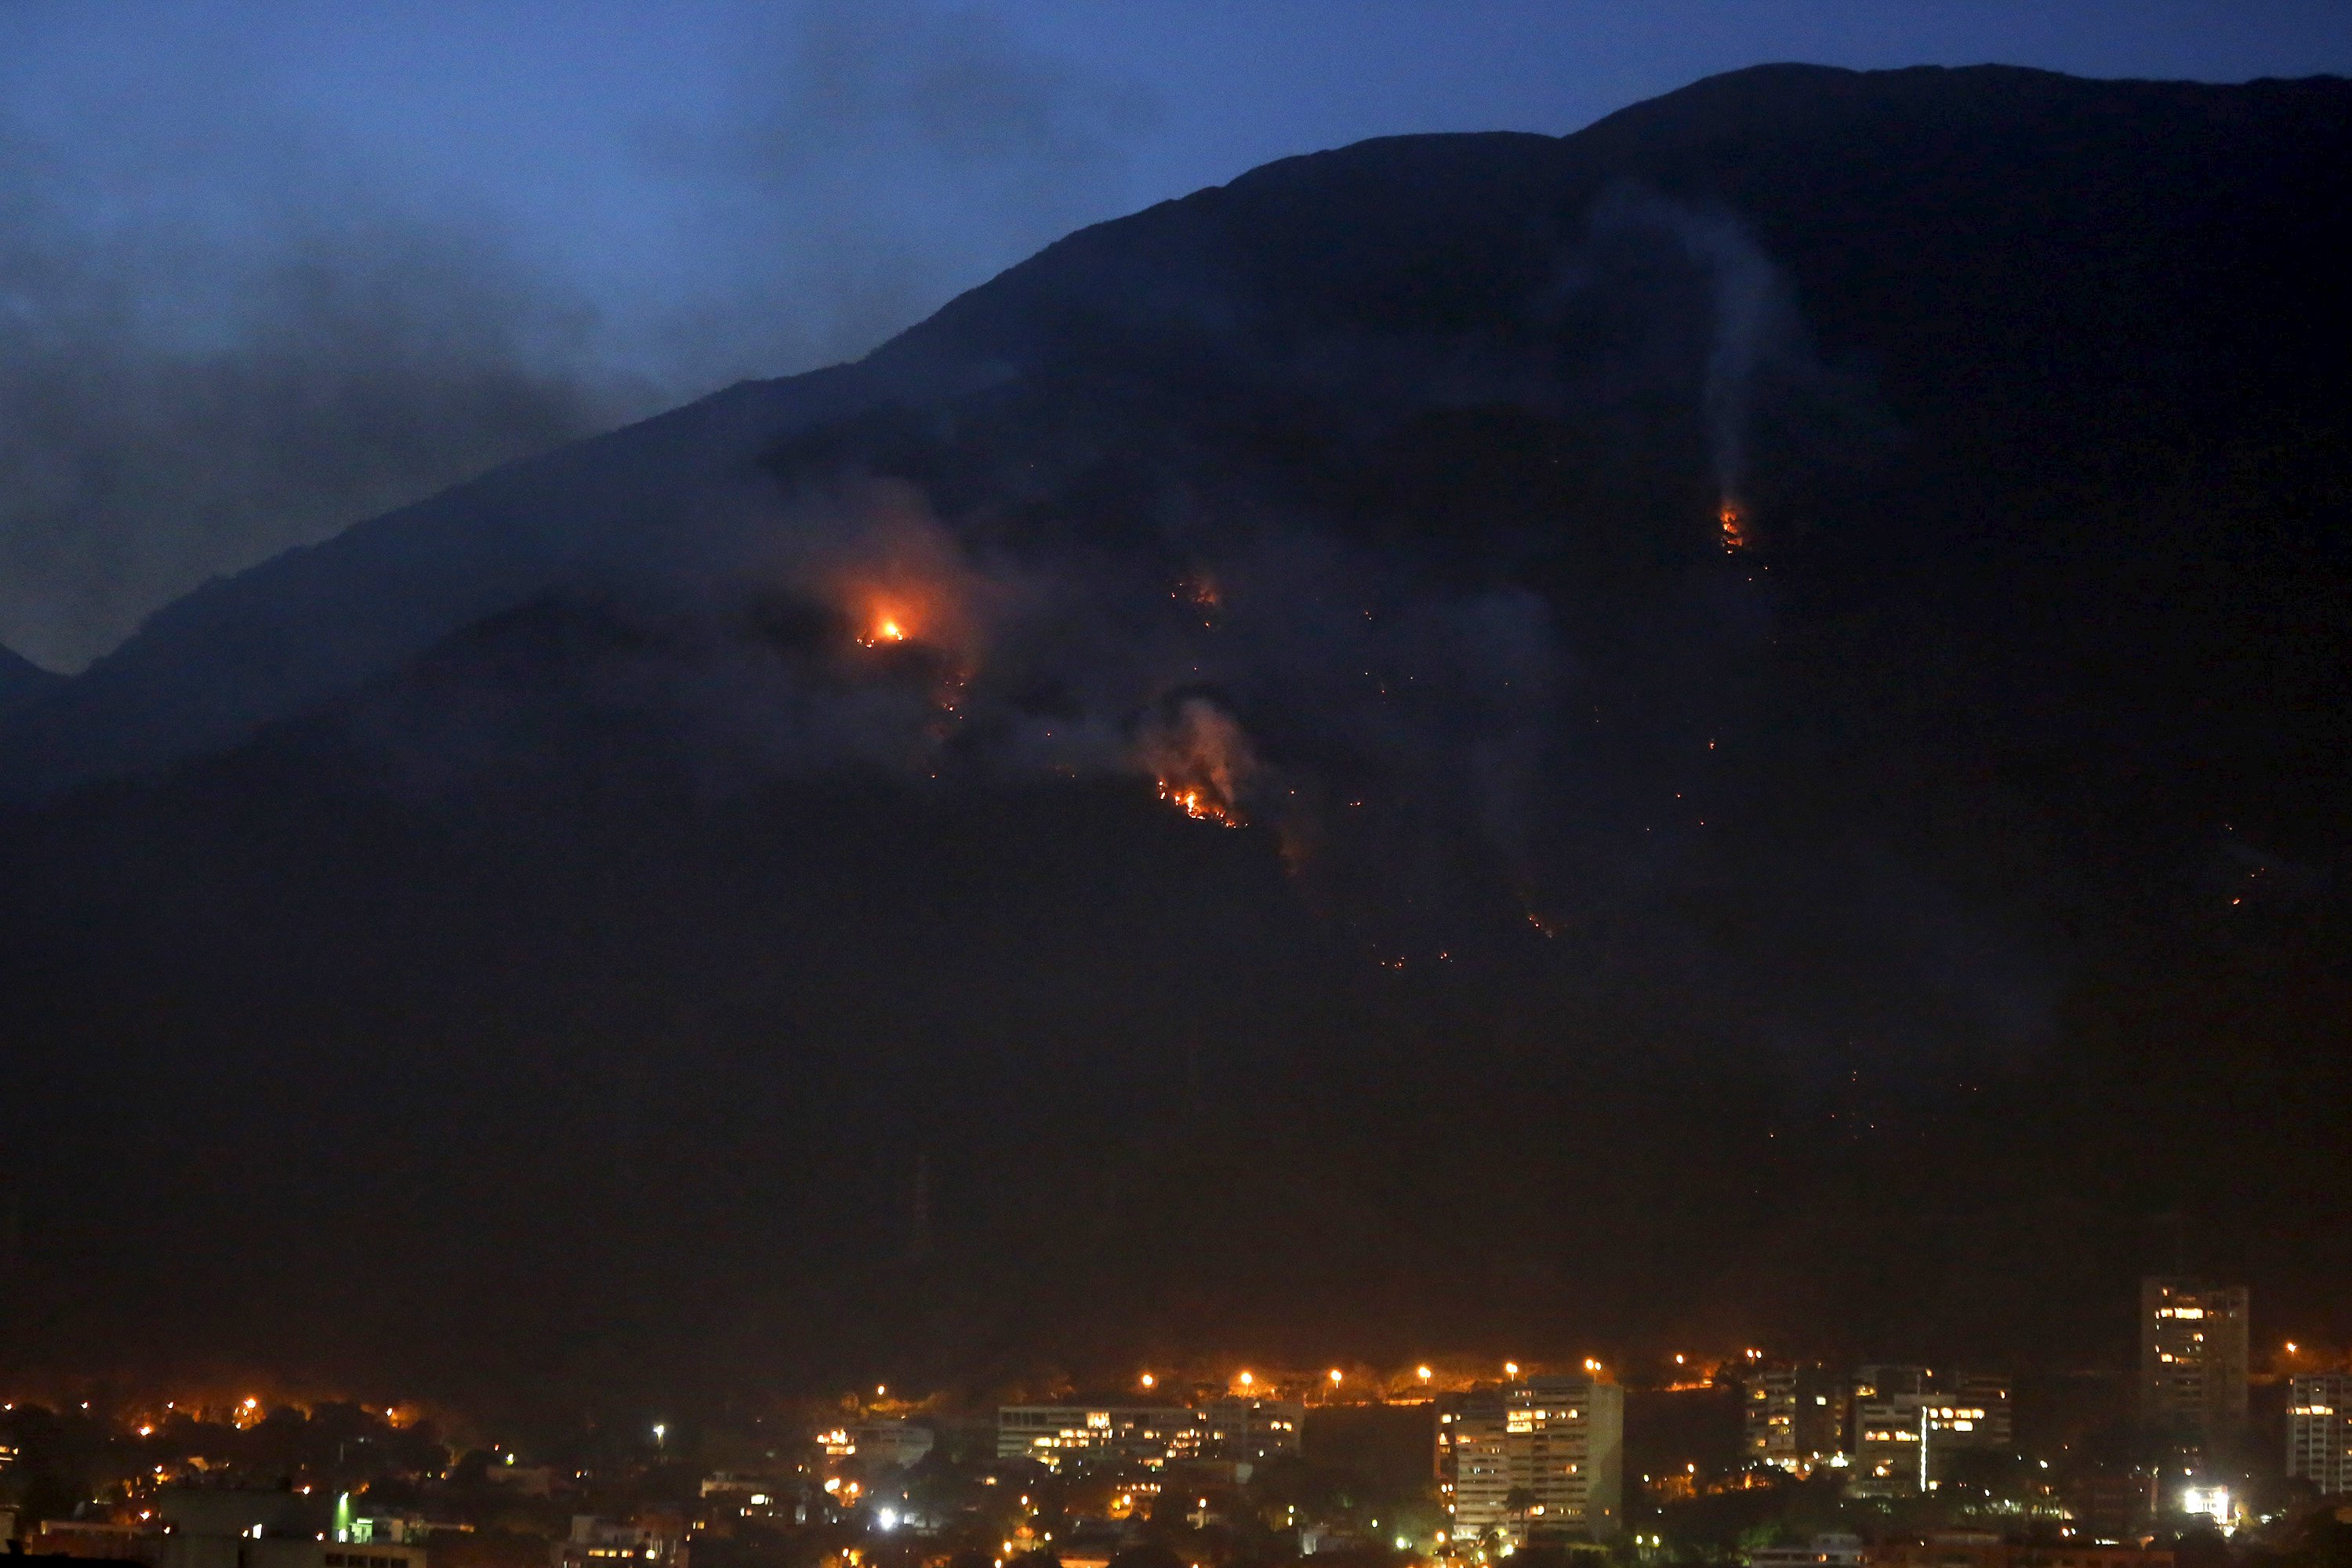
[817,1420,935,1470]
[32,1521,155,1561]
[996,1398,1301,1472]
[1878,1538,2172,1568]
[550,1518,686,1568]
[1748,1534,1866,1568]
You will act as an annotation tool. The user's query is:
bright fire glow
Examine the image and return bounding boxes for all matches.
[1719,502,1748,552]
[856,611,911,648]
[1141,697,1256,828]
[1158,780,1238,826]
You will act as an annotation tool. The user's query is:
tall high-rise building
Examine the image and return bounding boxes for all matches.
[1437,1388,1509,1547]
[1437,1376,1623,1546]
[2138,1278,2249,1448]
[1745,1363,1846,1471]
[2288,1374,2352,1497]
[1846,1366,2012,1496]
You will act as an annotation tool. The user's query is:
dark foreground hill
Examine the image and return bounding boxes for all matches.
[0,644,57,720]
[1,65,2347,1409]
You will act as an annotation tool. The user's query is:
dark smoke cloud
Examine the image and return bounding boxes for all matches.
[0,2,1156,673]
[0,112,648,670]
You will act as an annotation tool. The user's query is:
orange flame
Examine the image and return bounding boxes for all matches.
[1157,781,1236,826]
[1138,698,1256,828]
[1719,501,1748,553]
[856,612,910,648]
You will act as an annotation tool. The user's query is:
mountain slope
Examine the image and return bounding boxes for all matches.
[0,64,2347,1402]
[0,353,999,798]
[9,64,2348,802]
[0,643,58,720]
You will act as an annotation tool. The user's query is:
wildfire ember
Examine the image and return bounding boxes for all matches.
[856,613,910,648]
[1174,572,1221,609]
[1137,696,1258,828]
[1719,501,1748,553]
[1157,780,1238,826]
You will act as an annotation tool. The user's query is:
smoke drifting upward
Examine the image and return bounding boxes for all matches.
[0,108,647,673]
[0,2,1156,673]
[1682,204,1782,506]
[1136,697,1260,827]
[1573,187,1800,512]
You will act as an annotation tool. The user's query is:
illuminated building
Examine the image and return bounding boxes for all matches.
[997,1404,1184,1468]
[1744,1362,1845,1472]
[1848,1367,2011,1495]
[1436,1388,1508,1548]
[2177,1485,2234,1530]
[1748,1535,1867,1568]
[1199,1396,1304,1463]
[995,1397,1301,1471]
[277,1545,426,1568]
[2288,1374,2352,1497]
[815,1419,935,1469]
[121,1492,432,1568]
[1436,1375,1623,1547]
[2137,1278,2249,1448]
[550,1518,688,1568]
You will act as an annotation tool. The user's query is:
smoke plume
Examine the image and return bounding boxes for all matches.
[0,1,1156,672]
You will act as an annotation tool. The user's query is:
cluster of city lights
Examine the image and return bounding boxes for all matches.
[1127,1357,1620,1395]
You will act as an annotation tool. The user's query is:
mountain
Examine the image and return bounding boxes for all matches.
[0,643,59,720]
[1,64,2347,1407]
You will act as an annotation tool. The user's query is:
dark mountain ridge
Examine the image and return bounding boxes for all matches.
[0,643,58,720]
[1,64,2347,1407]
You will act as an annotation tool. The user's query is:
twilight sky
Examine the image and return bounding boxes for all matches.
[3,0,2350,671]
